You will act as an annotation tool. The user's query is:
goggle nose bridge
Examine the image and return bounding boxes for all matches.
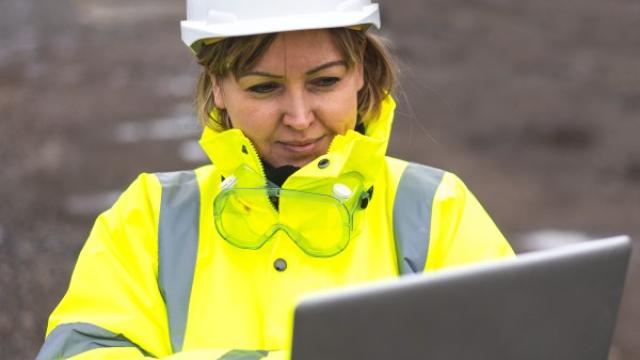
[262,222,299,243]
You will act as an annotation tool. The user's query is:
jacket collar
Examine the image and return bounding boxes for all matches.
[199,96,396,189]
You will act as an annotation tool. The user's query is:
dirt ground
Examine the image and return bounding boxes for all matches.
[1,0,639,358]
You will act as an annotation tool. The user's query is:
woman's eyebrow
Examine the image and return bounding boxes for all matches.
[305,60,347,75]
[239,60,347,79]
[239,71,283,79]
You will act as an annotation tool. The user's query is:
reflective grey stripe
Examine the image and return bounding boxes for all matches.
[156,171,200,353]
[35,322,150,359]
[219,349,270,360]
[393,163,445,275]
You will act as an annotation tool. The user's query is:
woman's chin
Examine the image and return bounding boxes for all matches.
[268,154,318,168]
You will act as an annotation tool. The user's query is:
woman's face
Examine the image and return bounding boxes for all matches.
[212,29,364,168]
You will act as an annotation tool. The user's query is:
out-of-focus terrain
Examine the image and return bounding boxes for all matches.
[1,0,638,358]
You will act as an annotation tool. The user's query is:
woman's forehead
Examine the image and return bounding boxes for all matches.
[250,30,345,74]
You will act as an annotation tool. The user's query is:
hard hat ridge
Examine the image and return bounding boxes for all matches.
[181,0,381,52]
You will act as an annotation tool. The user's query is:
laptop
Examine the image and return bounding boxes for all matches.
[290,236,632,360]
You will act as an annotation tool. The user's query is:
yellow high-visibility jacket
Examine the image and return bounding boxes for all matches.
[38,97,514,359]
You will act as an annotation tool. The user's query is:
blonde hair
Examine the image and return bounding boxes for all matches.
[195,28,396,131]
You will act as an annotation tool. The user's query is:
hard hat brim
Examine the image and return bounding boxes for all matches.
[181,5,380,53]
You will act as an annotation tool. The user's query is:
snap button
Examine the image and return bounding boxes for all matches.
[318,158,330,169]
[274,258,287,272]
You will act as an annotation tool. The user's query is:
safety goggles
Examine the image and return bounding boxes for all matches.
[213,167,371,257]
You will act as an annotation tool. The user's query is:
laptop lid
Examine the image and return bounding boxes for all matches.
[290,236,632,360]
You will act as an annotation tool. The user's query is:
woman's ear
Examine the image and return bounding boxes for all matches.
[211,76,225,109]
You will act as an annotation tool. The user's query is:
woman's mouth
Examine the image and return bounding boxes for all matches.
[277,136,325,154]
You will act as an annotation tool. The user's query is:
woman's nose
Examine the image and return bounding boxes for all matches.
[281,89,314,130]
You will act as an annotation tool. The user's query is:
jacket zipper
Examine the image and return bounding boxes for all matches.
[242,139,280,213]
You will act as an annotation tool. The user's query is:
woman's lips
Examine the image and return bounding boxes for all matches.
[277,136,325,154]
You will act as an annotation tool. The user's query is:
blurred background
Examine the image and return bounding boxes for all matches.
[1,0,638,358]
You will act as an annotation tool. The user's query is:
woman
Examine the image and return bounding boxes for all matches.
[37,1,513,359]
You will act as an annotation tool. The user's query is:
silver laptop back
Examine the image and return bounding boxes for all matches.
[291,236,631,360]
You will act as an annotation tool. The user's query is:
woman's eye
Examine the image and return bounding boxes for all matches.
[247,82,280,94]
[312,77,341,88]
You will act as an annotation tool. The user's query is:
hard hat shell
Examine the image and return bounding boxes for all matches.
[181,0,381,52]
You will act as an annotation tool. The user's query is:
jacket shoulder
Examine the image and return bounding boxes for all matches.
[384,156,449,191]
[153,164,217,187]
[101,172,162,227]
[98,164,215,239]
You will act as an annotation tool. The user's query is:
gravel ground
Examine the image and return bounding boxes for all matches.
[1,0,639,358]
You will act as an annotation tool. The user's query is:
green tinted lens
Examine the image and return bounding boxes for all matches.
[214,188,278,249]
[279,190,351,257]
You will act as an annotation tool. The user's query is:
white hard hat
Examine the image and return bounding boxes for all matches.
[181,0,381,52]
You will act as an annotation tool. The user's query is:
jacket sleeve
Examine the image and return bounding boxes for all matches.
[37,174,288,360]
[64,348,288,359]
[425,172,514,270]
[37,173,172,359]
